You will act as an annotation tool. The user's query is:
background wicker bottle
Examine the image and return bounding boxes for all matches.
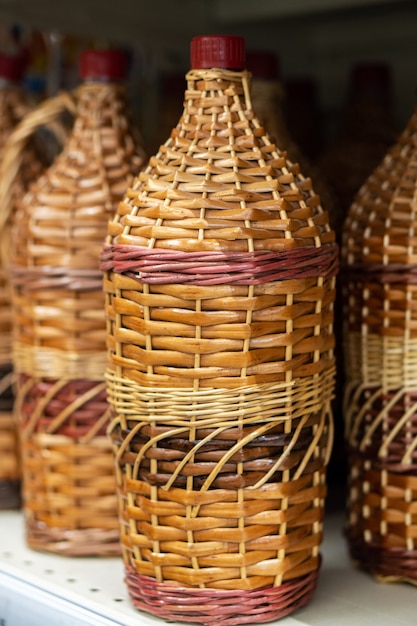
[319,63,399,503]
[284,77,323,163]
[246,50,301,163]
[320,62,397,241]
[5,49,146,555]
[247,51,335,229]
[0,51,42,510]
[101,35,338,625]
[342,99,417,582]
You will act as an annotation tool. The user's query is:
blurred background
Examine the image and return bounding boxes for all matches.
[0,0,415,151]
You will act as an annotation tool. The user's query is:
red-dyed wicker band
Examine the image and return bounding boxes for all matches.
[344,263,417,284]
[10,265,103,291]
[347,531,417,583]
[100,243,338,285]
[125,567,319,626]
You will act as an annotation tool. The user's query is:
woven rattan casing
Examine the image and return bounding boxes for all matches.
[0,82,43,510]
[6,77,146,555]
[102,54,338,625]
[342,105,417,583]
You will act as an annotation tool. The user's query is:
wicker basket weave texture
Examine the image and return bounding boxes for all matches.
[102,57,338,625]
[8,79,146,555]
[342,105,417,583]
[0,83,43,510]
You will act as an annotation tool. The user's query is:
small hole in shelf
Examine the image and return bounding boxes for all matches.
[90,588,100,593]
[23,560,33,566]
[66,578,77,583]
[44,569,55,574]
[113,598,124,603]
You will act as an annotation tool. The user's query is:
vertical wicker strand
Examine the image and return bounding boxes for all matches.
[119,180,153,576]
[232,82,252,585]
[251,102,290,585]
[188,85,211,587]
[378,211,391,547]
[404,194,417,554]
[312,276,325,561]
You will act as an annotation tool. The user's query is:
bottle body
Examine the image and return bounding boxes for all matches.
[343,106,417,582]
[8,71,145,554]
[102,36,338,624]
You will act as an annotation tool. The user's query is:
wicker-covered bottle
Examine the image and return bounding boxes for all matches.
[284,77,323,162]
[320,62,397,241]
[0,51,42,510]
[342,99,417,582]
[101,35,338,624]
[5,49,146,555]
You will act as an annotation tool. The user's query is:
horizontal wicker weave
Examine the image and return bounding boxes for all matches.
[342,105,417,583]
[102,62,338,625]
[0,83,44,509]
[0,78,145,555]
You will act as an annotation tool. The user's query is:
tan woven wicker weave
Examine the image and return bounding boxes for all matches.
[0,53,46,510]
[101,35,338,624]
[342,102,417,583]
[0,49,146,555]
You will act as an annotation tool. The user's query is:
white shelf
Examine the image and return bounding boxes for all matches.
[1,510,417,626]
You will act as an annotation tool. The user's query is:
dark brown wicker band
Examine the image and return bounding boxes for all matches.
[100,243,338,285]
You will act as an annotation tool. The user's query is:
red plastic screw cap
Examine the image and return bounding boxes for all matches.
[79,49,127,81]
[190,35,245,70]
[0,53,25,82]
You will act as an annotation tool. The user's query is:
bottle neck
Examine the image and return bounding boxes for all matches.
[80,77,125,85]
[76,80,126,105]
[71,81,129,138]
[185,68,253,112]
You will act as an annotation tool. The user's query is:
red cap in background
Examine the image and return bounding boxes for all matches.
[350,62,391,91]
[246,50,280,81]
[0,52,25,82]
[190,35,245,70]
[79,49,127,81]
